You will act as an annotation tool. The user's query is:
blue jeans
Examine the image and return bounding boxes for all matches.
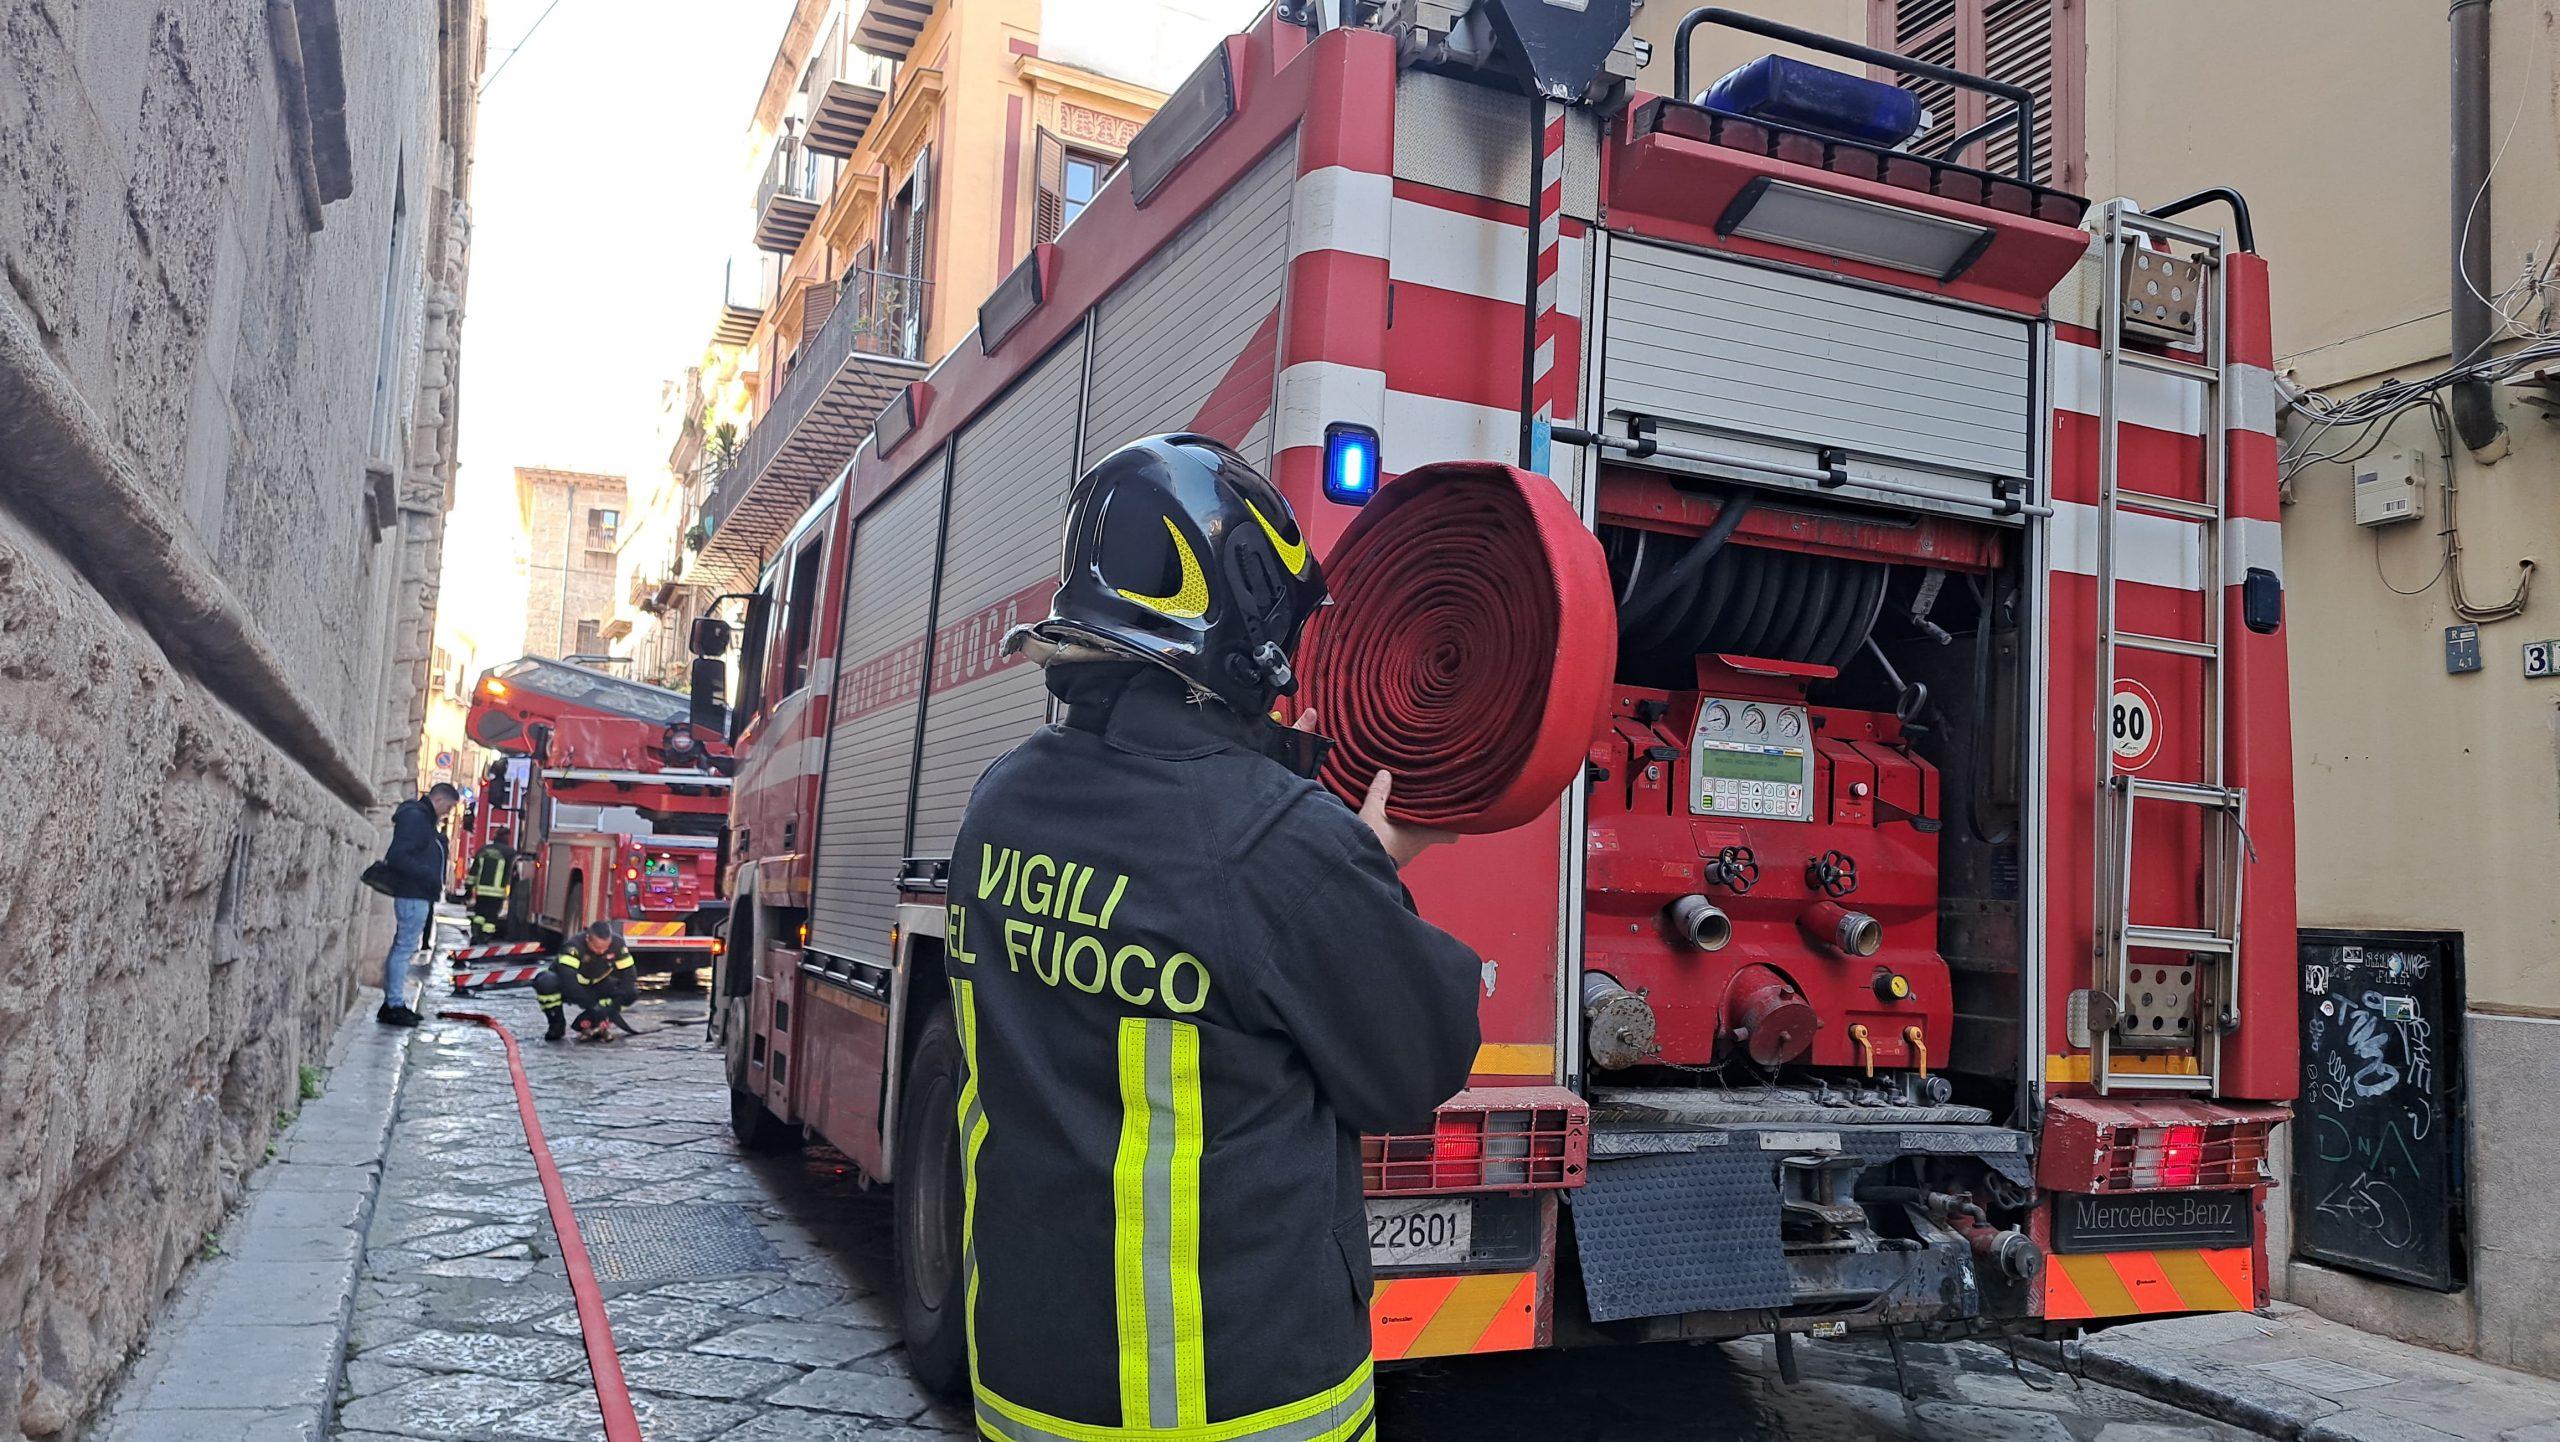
[382,896,432,1005]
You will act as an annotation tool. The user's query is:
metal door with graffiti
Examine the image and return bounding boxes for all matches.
[2294,931,2466,1290]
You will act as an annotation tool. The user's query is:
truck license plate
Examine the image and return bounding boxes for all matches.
[1368,1197,1472,1268]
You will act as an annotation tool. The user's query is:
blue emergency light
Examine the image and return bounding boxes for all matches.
[1702,54,1923,148]
[1323,423,1380,505]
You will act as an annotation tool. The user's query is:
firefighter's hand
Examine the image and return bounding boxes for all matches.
[1358,770,1453,870]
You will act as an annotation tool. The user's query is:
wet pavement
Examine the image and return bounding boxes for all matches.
[334,987,2251,1441]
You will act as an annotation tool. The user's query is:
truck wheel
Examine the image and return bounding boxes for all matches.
[667,967,703,993]
[897,1003,968,1398]
[729,1082,801,1153]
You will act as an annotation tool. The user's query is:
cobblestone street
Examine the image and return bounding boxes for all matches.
[328,985,2253,1441]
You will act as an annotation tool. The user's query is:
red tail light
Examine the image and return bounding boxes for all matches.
[2154,1124,2206,1189]
[1361,1088,1588,1196]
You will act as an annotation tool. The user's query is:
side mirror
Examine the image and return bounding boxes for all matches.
[690,657,729,736]
[690,616,735,656]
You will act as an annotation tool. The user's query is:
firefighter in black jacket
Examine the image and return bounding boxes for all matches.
[534,921,638,1042]
[933,435,1482,1439]
[466,831,515,943]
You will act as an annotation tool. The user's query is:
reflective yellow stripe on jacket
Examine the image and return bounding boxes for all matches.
[974,1358,1375,1442]
[954,978,990,1391]
[1113,1018,1207,1429]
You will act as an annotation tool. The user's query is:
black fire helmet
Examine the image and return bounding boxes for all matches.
[1019,434,1327,716]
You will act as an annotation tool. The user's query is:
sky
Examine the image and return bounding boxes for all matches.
[438,0,798,663]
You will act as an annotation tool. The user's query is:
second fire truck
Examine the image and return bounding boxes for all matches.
[458,655,733,985]
[694,0,2296,1394]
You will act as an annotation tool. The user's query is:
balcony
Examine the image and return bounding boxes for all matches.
[753,137,823,254]
[806,14,894,158]
[696,266,932,589]
[713,255,765,346]
[853,0,934,62]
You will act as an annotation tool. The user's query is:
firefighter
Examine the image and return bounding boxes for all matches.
[533,920,639,1043]
[466,830,515,944]
[943,434,1481,1437]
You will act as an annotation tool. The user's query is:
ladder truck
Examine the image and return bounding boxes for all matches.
[458,655,735,987]
[691,1,2297,1391]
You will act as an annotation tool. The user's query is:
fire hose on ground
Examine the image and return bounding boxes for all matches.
[441,1011,646,1442]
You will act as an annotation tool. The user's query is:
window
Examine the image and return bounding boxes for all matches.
[368,151,414,461]
[575,619,603,656]
[587,508,620,548]
[1870,0,2082,188]
[735,584,775,726]
[1033,132,1113,245]
[1063,152,1107,231]
[779,538,826,694]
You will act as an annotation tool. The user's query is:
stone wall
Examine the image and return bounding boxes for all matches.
[0,0,479,1434]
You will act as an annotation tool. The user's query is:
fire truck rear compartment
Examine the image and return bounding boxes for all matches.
[1566,470,2044,1334]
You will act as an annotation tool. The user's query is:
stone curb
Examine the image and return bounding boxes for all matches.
[95,989,417,1442]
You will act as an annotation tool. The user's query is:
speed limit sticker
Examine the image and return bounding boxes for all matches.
[2109,680,2162,771]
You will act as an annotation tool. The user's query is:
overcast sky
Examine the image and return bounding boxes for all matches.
[440,0,796,659]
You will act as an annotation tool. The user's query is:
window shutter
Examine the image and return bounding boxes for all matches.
[803,279,839,333]
[907,147,933,280]
[1032,128,1067,245]
[1874,0,2078,187]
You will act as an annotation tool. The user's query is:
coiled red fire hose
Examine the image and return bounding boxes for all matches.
[442,1011,645,1442]
[1300,461,1618,834]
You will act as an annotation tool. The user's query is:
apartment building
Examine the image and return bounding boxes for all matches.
[655,0,1253,603]
[518,465,629,661]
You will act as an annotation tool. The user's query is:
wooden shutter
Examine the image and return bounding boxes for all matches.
[802,279,839,333]
[906,147,933,280]
[1032,128,1067,245]
[1870,0,2081,188]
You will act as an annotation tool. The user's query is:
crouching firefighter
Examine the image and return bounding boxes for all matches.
[936,434,1483,1439]
[534,921,638,1042]
[466,831,516,944]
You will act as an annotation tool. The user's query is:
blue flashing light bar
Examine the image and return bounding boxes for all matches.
[1702,54,1923,149]
[1322,423,1380,505]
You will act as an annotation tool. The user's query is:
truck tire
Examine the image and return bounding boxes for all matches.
[729,1079,800,1153]
[897,1003,968,1398]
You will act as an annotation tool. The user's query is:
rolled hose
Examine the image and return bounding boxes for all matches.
[1299,462,1617,833]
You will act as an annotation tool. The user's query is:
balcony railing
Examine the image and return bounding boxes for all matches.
[806,12,895,158]
[753,137,823,253]
[702,265,932,555]
[713,255,765,346]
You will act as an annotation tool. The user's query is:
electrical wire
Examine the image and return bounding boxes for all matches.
[2455,16,2555,342]
[479,0,568,96]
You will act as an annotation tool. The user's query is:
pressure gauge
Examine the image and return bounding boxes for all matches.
[1740,705,1767,734]
[1776,709,1803,738]
[1701,702,1731,732]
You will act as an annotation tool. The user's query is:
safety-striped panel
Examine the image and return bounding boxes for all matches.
[808,463,947,962]
[1083,140,1295,470]
[1370,1272,1538,1360]
[2043,1247,2255,1321]
[909,330,1087,859]
[449,966,544,991]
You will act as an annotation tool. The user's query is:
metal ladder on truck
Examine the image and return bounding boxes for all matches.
[2088,199,2247,1096]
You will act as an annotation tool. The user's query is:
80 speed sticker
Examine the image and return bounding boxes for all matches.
[2109,679,2162,771]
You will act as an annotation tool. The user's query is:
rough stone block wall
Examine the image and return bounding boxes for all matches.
[0,510,372,1437]
[0,0,477,1434]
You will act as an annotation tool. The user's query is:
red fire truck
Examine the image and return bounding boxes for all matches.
[461,655,733,983]
[695,1,2295,1392]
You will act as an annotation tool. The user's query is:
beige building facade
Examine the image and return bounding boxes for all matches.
[516,465,628,662]
[0,0,483,1432]
[1637,0,2560,1376]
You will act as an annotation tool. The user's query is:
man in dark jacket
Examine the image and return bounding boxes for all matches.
[377,782,458,1026]
[936,436,1482,1439]
[533,921,639,1042]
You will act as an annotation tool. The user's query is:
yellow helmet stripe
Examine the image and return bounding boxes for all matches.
[1116,517,1211,620]
[1245,499,1311,579]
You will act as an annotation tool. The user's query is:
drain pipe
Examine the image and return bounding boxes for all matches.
[2451,0,2508,456]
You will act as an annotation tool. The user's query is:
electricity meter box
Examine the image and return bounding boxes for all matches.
[2353,447,2427,527]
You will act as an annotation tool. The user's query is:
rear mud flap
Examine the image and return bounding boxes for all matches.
[1568,1147,1791,1321]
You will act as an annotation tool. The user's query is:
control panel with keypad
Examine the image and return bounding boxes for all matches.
[1688,698,1814,822]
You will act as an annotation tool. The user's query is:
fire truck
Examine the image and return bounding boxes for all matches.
[460,655,733,983]
[694,1,2295,1393]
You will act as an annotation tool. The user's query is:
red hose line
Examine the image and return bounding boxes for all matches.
[1301,461,1618,833]
[441,1011,645,1442]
